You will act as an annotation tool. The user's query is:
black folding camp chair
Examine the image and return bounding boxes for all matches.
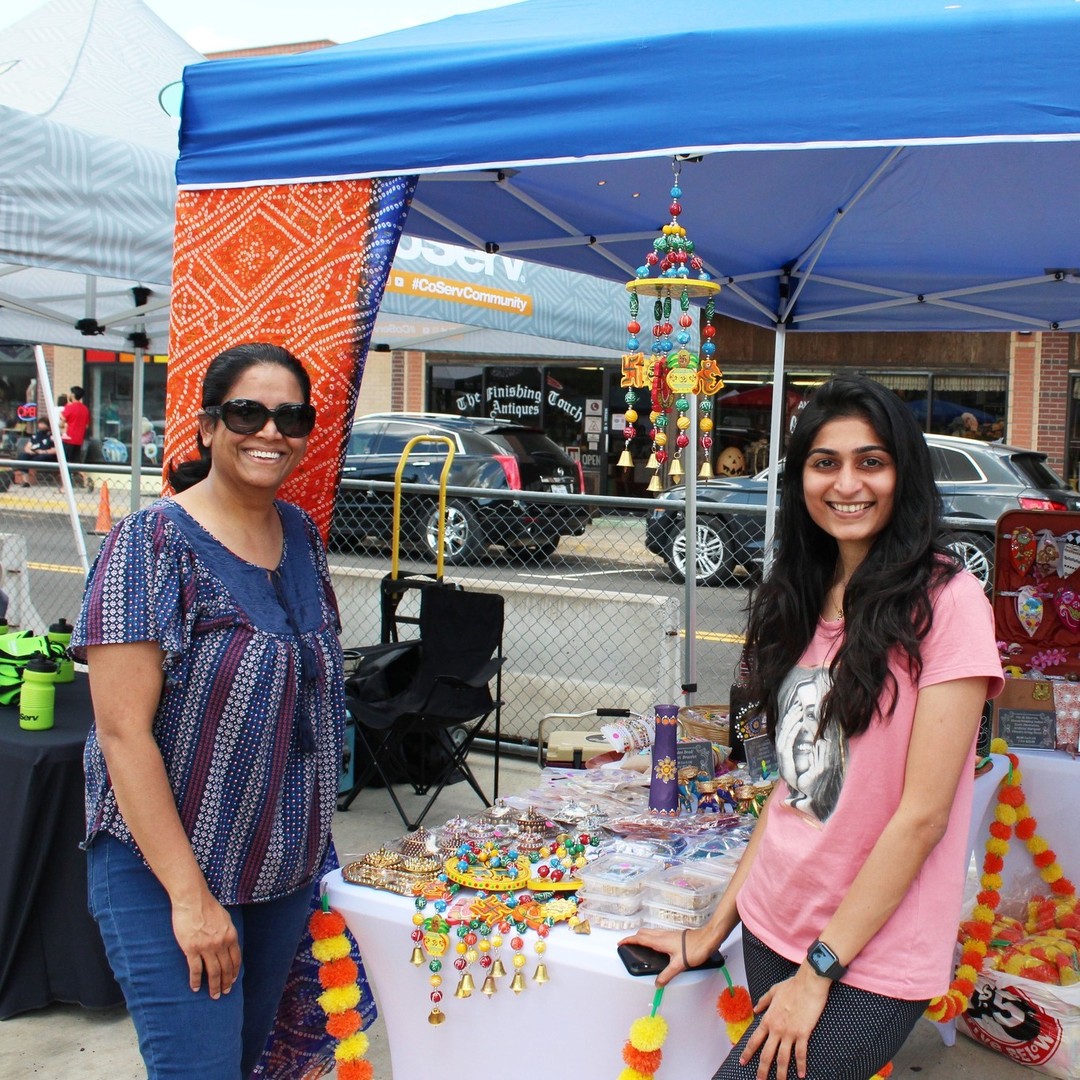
[338,582,504,830]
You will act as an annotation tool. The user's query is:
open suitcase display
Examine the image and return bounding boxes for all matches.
[992,509,1080,754]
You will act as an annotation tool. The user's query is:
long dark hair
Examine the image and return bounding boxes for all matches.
[168,343,311,492]
[744,375,958,740]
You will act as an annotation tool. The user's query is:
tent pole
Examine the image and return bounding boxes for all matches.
[682,393,698,704]
[763,329,787,576]
[34,346,90,577]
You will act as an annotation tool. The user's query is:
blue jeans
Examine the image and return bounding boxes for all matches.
[87,835,312,1080]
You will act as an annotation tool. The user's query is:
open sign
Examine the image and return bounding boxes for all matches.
[16,403,36,422]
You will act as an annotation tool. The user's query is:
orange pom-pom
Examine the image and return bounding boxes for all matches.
[953,977,975,998]
[716,985,753,1023]
[1034,850,1058,869]
[325,1009,362,1041]
[984,853,1004,874]
[1052,878,1077,896]
[876,1063,894,1078]
[337,1060,374,1080]
[962,948,985,968]
[966,921,993,942]
[977,890,1001,908]
[310,910,347,939]
[622,1042,663,1073]
[999,785,1024,807]
[1015,817,1037,841]
[319,957,360,990]
[924,997,950,1022]
[989,821,1012,841]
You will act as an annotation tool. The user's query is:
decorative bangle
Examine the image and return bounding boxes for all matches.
[681,928,689,969]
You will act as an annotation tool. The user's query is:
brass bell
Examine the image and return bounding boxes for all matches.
[533,962,549,985]
[617,448,633,468]
[480,974,497,996]
[646,473,664,493]
[699,460,713,479]
[510,971,526,994]
[646,451,659,470]
[454,973,474,998]
[490,958,507,979]
[410,946,425,966]
[428,1006,446,1026]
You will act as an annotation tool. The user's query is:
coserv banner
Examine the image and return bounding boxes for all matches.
[379,236,625,350]
[163,175,416,538]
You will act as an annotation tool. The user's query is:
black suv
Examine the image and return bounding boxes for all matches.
[646,433,1080,588]
[331,413,590,563]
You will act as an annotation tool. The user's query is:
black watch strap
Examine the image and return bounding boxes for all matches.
[807,938,847,980]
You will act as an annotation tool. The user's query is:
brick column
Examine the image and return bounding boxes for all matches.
[1008,333,1037,449]
[1037,332,1071,475]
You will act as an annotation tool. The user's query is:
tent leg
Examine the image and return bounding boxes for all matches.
[763,328,787,578]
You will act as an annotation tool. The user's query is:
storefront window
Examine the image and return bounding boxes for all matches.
[428,364,483,415]
[0,343,36,453]
[484,366,542,424]
[1067,376,1080,490]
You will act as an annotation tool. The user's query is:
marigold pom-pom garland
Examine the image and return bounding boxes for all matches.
[310,902,374,1080]
[925,739,1076,1026]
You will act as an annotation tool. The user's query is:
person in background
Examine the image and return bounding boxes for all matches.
[622,375,1003,1080]
[71,343,351,1079]
[60,385,90,459]
[12,417,57,486]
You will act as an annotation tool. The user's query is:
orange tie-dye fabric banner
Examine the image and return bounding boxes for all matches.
[164,176,415,539]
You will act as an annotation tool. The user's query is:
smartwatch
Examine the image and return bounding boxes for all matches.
[806,939,847,981]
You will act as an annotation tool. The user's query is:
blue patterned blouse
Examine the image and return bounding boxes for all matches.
[71,498,345,905]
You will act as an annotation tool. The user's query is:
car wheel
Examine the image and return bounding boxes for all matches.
[424,500,483,564]
[946,531,994,591]
[669,519,731,586]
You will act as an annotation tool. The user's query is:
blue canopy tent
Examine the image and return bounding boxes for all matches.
[175,0,1080,695]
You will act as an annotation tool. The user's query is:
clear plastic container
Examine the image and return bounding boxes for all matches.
[641,864,731,911]
[640,898,714,929]
[574,853,658,897]
[574,885,643,915]
[577,903,642,932]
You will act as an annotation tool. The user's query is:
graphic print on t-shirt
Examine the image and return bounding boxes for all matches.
[774,666,848,823]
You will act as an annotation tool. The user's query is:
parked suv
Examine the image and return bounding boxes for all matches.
[645,433,1080,588]
[331,413,589,563]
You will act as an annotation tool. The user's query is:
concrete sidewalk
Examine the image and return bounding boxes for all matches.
[0,755,1033,1079]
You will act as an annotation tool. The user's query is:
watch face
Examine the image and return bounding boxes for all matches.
[808,941,841,976]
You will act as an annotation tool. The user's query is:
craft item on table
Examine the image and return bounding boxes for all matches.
[525,831,600,891]
[1055,586,1080,632]
[1030,647,1069,674]
[601,713,654,754]
[695,778,726,813]
[649,704,680,815]
[400,826,435,860]
[1062,539,1080,578]
[619,986,669,1080]
[605,812,743,838]
[310,899,374,1079]
[444,842,531,892]
[997,640,1024,665]
[514,806,551,852]
[1035,530,1062,578]
[1010,526,1037,576]
[1017,584,1045,637]
[482,798,518,826]
[677,766,702,814]
[340,848,442,896]
[1051,679,1080,752]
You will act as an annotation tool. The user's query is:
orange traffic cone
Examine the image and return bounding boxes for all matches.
[90,481,113,535]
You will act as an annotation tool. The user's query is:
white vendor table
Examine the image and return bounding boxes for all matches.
[1002,750,1079,884]
[323,872,744,1080]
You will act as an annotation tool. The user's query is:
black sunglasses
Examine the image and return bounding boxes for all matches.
[202,399,316,438]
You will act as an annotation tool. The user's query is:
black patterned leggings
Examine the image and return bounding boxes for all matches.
[712,929,929,1080]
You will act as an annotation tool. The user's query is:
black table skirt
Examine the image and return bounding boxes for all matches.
[0,674,123,1019]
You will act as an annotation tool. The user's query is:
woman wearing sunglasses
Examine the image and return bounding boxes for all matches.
[71,343,350,1079]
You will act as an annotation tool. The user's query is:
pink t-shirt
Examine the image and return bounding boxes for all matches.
[737,570,1004,999]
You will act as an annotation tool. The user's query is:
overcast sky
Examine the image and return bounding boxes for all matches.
[3,0,520,52]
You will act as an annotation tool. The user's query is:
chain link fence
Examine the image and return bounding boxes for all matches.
[1,458,763,752]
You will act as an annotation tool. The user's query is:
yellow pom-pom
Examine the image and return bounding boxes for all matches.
[334,1032,370,1063]
[966,939,988,956]
[726,1018,752,1045]
[986,838,1010,858]
[617,1070,649,1080]
[1042,864,1064,884]
[955,964,979,984]
[318,984,361,1016]
[1027,836,1050,856]
[312,935,351,963]
[983,873,1003,892]
[972,903,996,923]
[995,804,1017,826]
[628,1014,669,1053]
[990,737,1008,754]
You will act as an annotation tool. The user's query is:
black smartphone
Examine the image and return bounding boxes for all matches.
[617,942,726,977]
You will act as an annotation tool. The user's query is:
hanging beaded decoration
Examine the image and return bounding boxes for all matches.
[621,159,724,490]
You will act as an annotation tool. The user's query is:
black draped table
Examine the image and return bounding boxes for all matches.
[0,674,122,1019]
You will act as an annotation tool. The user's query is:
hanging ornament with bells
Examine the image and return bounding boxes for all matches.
[620,159,724,489]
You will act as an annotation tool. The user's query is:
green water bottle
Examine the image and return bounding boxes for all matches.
[19,655,57,730]
[48,618,75,683]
